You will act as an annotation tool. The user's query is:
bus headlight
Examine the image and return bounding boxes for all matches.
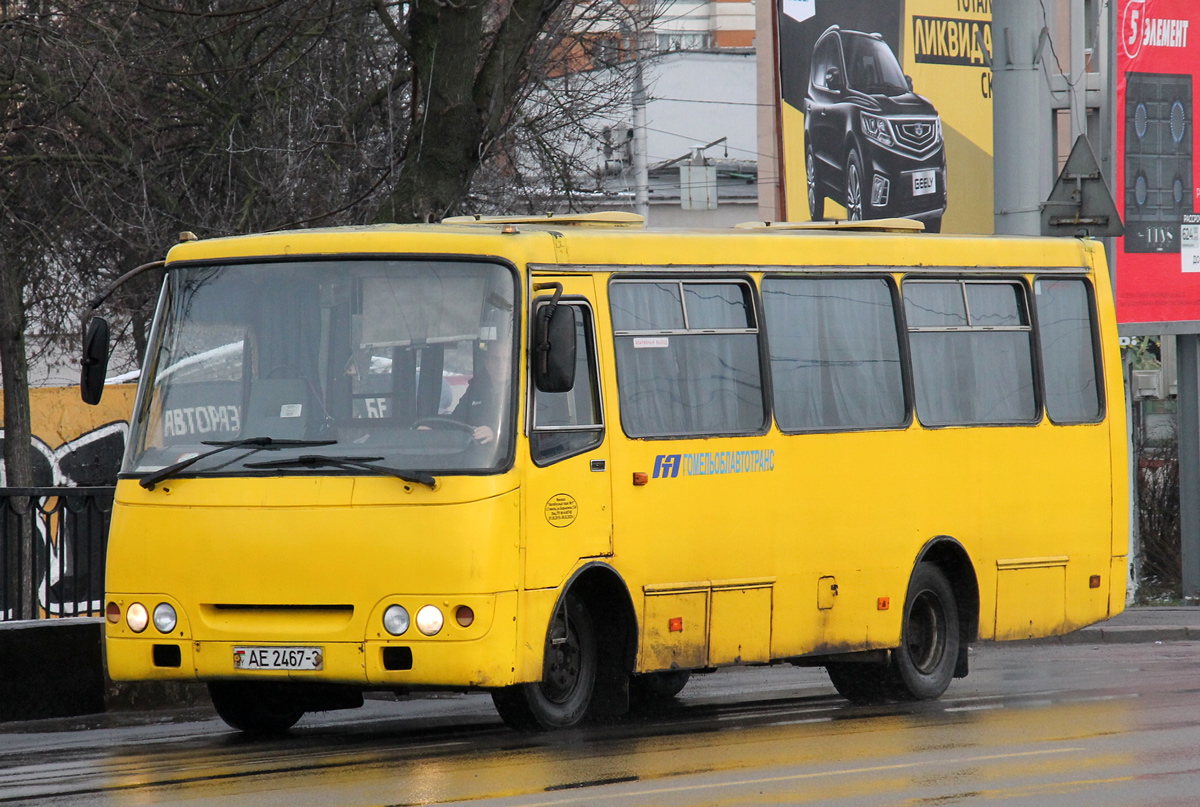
[127,602,149,633]
[416,605,443,636]
[383,604,410,636]
[153,602,177,633]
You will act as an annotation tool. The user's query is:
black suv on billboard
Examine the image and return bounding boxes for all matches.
[804,26,947,231]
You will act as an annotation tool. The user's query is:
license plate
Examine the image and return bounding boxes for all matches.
[233,646,323,671]
[912,170,936,196]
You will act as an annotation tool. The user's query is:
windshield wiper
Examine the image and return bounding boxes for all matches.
[139,437,337,490]
[243,454,437,489]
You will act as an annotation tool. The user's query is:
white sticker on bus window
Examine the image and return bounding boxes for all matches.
[279,404,303,418]
[633,336,670,349]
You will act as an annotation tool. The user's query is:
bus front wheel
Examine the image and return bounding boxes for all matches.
[492,593,597,731]
[208,681,306,735]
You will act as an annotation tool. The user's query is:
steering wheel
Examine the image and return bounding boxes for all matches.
[411,417,476,434]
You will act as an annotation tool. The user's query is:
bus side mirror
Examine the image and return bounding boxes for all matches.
[80,316,110,405]
[534,303,576,393]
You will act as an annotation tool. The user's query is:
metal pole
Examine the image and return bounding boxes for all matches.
[1069,0,1086,142]
[992,0,1056,235]
[632,44,649,222]
[1176,335,1200,599]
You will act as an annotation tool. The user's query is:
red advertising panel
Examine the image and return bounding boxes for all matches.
[1117,0,1199,326]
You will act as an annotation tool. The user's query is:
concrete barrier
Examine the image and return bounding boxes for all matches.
[0,618,105,721]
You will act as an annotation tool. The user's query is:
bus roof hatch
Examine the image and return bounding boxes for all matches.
[734,219,926,233]
[442,212,645,228]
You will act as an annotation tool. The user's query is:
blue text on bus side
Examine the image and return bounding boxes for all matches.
[652,450,775,479]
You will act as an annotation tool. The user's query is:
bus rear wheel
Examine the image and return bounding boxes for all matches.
[208,681,306,735]
[892,562,959,700]
[630,669,691,709]
[825,662,898,705]
[826,563,959,704]
[492,593,597,731]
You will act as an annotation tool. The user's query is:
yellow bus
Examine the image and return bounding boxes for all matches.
[86,214,1128,734]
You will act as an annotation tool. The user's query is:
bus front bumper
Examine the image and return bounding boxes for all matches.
[106,592,519,690]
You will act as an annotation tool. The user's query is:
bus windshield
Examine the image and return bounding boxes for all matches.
[124,259,518,479]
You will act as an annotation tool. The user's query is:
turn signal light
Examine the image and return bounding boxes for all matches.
[1089,575,1102,589]
[106,601,121,624]
[455,605,475,627]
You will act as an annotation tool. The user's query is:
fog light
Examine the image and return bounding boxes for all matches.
[153,602,177,633]
[871,175,890,207]
[383,604,410,636]
[455,605,475,628]
[106,601,121,624]
[127,602,149,633]
[416,605,443,636]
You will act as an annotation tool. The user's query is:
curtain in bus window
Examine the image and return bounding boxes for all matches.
[910,331,1036,424]
[683,283,750,329]
[248,276,325,435]
[611,281,764,437]
[1036,279,1101,423]
[906,282,1036,425]
[762,277,905,431]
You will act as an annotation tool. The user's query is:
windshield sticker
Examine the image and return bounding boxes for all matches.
[633,336,670,349]
[652,450,775,479]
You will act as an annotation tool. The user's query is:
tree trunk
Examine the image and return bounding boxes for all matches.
[0,256,37,619]
[0,261,34,489]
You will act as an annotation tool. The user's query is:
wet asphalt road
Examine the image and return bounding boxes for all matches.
[3,640,1200,806]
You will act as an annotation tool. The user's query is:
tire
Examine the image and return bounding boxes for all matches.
[208,681,305,735]
[826,662,898,705]
[806,143,825,220]
[629,669,691,708]
[845,149,864,221]
[892,562,959,701]
[826,563,959,704]
[492,593,597,731]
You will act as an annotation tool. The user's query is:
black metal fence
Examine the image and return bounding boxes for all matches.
[0,488,113,621]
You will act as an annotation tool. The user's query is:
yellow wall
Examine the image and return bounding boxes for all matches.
[0,385,137,447]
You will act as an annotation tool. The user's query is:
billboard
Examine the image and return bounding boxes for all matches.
[776,0,993,233]
[1115,0,1198,327]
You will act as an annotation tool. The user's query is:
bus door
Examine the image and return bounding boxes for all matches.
[523,278,611,590]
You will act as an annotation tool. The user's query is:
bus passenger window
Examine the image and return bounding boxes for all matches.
[762,277,905,431]
[610,280,765,438]
[905,280,1037,426]
[1035,278,1102,423]
[531,303,603,465]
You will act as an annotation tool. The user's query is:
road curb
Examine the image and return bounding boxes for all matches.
[1035,625,1200,645]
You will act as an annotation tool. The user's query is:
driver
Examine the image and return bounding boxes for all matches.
[449,331,510,444]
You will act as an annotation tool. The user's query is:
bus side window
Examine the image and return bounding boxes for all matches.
[762,276,906,431]
[1034,278,1103,423]
[610,279,765,437]
[904,279,1038,426]
[531,303,604,465]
